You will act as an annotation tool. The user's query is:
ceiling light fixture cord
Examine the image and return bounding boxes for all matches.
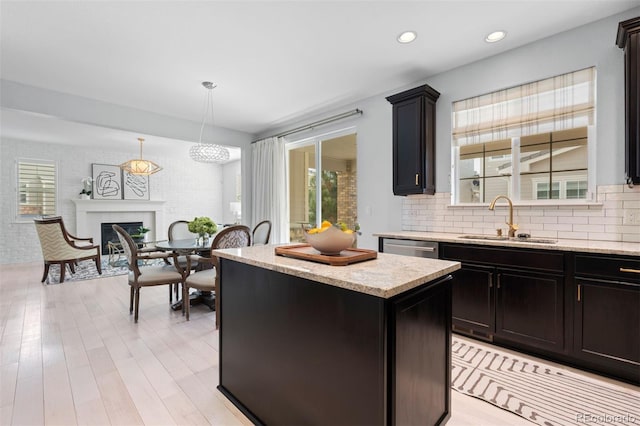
[189,81,230,163]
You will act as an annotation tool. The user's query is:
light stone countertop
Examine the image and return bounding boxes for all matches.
[212,244,460,299]
[373,231,640,257]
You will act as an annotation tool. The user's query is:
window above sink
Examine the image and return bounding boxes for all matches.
[451,67,596,206]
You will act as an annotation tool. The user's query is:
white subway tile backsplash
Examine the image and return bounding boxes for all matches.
[558,231,589,239]
[530,216,559,224]
[588,232,621,241]
[588,216,623,225]
[543,223,574,231]
[622,233,640,243]
[606,192,640,201]
[573,224,606,233]
[544,210,574,216]
[401,185,636,242]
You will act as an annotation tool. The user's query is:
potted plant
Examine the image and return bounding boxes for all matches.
[188,217,217,242]
[78,189,92,200]
[130,226,151,244]
[79,177,93,199]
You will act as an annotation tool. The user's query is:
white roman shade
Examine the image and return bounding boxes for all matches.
[452,67,595,147]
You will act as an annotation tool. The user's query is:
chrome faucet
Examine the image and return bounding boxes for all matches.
[488,195,519,238]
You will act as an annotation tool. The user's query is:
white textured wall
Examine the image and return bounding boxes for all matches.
[221,160,242,225]
[0,137,227,264]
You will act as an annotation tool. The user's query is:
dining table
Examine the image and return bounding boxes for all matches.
[155,238,215,311]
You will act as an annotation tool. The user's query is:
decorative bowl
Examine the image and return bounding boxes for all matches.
[304,225,355,255]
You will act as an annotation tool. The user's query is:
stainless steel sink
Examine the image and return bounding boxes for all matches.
[458,235,557,244]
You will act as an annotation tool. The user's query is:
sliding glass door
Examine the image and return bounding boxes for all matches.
[288,132,357,242]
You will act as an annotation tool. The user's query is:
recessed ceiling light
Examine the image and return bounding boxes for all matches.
[485,30,506,43]
[397,31,417,44]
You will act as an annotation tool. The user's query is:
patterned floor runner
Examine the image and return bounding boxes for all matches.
[451,337,640,426]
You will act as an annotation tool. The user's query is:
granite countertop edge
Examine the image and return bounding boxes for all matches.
[373,231,639,257]
[213,245,461,299]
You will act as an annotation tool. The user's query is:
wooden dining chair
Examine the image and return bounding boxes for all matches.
[112,224,186,323]
[252,220,272,245]
[183,225,251,325]
[167,219,200,297]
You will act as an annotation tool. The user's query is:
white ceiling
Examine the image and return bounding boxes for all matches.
[1,1,639,144]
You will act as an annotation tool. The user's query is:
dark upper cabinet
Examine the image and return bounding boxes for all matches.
[386,84,440,195]
[617,17,640,186]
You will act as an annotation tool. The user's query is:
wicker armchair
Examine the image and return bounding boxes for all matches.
[34,216,101,283]
[184,225,251,325]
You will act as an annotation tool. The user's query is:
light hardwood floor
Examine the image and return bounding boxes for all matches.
[2,261,603,426]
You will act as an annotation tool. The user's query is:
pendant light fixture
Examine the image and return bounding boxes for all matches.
[189,81,230,163]
[120,137,163,175]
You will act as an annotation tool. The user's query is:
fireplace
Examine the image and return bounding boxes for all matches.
[72,199,165,255]
[100,222,143,255]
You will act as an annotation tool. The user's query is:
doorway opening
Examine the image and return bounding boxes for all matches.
[288,131,357,243]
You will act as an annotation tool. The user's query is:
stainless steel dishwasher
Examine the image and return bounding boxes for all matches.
[381,238,439,258]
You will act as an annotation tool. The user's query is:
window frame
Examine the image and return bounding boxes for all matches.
[15,158,58,223]
[451,67,597,206]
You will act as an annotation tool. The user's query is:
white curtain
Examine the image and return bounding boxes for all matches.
[251,136,289,243]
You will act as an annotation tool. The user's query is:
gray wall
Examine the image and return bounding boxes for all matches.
[257,8,638,250]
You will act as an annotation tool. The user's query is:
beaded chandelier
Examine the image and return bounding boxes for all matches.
[189,82,230,163]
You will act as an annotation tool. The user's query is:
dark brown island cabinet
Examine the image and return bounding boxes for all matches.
[213,245,460,425]
[617,17,640,186]
[386,84,440,196]
[437,243,640,384]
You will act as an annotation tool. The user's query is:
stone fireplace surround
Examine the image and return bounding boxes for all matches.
[72,199,165,252]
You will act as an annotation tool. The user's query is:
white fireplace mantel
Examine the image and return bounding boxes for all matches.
[72,199,166,243]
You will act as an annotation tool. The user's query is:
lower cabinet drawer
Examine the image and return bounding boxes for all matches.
[575,254,640,282]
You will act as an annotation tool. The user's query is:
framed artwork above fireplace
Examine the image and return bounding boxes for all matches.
[92,164,122,200]
[123,171,150,200]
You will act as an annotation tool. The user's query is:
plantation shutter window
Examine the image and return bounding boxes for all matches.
[17,159,57,218]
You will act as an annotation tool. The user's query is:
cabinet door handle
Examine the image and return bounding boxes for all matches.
[415,173,419,186]
[488,272,493,288]
[497,274,501,289]
[620,267,640,274]
[577,284,581,302]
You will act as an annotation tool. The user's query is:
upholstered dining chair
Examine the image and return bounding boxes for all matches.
[112,224,186,323]
[34,216,101,283]
[167,219,200,298]
[252,220,272,245]
[183,225,252,325]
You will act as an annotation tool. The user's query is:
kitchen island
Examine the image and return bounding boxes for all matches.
[213,244,460,426]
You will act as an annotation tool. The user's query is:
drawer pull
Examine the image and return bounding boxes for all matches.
[620,267,640,274]
[577,284,581,302]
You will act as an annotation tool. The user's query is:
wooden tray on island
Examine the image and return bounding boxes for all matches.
[275,244,377,266]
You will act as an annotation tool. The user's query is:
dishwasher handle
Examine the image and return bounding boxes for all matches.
[384,243,436,253]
